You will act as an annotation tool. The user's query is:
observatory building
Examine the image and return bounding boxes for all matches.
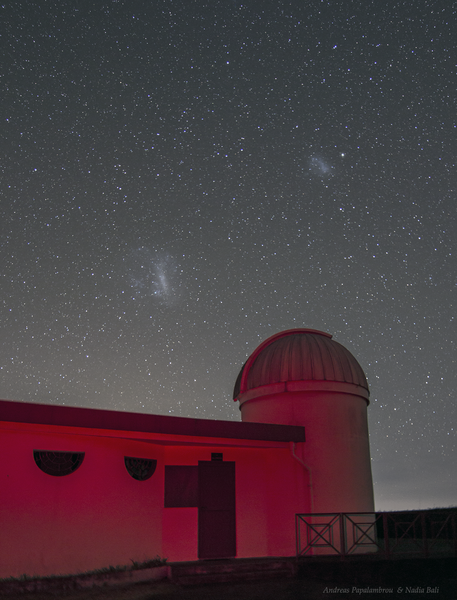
[0,329,374,578]
[234,329,374,515]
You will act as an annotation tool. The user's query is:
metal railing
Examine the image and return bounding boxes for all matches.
[296,510,457,558]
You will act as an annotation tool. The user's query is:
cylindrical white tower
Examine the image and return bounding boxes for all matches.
[233,329,375,515]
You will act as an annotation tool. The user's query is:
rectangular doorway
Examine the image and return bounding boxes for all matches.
[198,460,236,559]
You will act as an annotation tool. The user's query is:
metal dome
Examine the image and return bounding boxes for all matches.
[233,329,369,399]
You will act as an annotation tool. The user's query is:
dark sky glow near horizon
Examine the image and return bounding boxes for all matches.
[1,1,455,511]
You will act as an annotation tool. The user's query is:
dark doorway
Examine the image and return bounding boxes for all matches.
[198,461,236,559]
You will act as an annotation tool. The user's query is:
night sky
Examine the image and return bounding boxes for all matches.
[2,1,455,511]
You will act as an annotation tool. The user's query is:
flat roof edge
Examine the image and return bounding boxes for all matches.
[0,399,306,443]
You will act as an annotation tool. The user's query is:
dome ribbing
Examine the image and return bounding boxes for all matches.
[233,329,368,399]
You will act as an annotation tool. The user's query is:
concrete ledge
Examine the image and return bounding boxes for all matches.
[169,557,297,586]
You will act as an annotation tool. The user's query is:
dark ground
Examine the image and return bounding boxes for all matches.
[1,558,456,600]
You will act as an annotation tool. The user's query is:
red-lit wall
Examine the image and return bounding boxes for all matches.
[239,388,375,515]
[0,424,164,578]
[0,422,309,577]
[161,444,310,561]
[239,445,309,557]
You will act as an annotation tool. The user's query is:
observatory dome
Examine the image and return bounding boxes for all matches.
[233,328,369,400]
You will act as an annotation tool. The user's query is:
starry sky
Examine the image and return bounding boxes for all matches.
[1,1,455,511]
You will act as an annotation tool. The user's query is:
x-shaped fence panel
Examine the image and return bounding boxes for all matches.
[344,513,380,555]
[296,513,380,556]
[296,511,457,558]
[296,513,344,556]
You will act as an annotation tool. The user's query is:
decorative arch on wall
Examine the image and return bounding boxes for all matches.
[124,456,157,481]
[33,450,85,476]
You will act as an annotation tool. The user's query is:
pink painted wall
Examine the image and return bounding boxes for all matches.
[239,388,375,515]
[0,425,164,578]
[233,445,311,557]
[0,423,309,577]
[161,445,199,562]
[161,444,309,562]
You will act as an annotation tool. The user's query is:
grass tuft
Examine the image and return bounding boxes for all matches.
[130,556,168,570]
[0,556,168,583]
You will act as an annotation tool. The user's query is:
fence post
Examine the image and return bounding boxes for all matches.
[296,515,301,557]
[453,512,457,557]
[340,513,346,555]
[382,513,390,558]
[421,511,428,558]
